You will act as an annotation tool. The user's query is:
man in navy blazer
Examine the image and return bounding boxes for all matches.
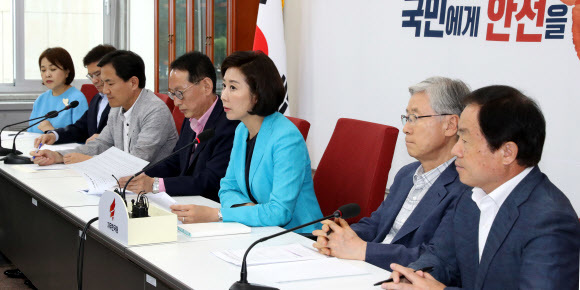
[385,86,580,289]
[313,77,471,271]
[34,45,117,147]
[119,51,237,202]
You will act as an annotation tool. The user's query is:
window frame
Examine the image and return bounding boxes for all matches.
[154,0,259,93]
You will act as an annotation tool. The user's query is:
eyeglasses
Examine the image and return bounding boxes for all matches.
[86,71,101,81]
[167,82,197,100]
[401,113,452,125]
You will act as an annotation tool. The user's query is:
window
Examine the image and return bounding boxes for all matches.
[155,0,259,94]
[0,0,117,94]
[0,1,13,84]
[23,1,103,80]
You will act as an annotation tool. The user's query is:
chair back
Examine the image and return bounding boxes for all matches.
[154,92,175,113]
[80,84,99,104]
[313,118,399,223]
[172,106,185,135]
[286,116,311,140]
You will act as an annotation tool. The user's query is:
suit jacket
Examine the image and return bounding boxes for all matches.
[350,161,469,271]
[59,89,178,163]
[218,112,323,233]
[410,167,580,289]
[54,93,110,144]
[144,98,238,202]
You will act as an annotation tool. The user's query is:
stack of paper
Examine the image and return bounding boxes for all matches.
[66,147,149,194]
[251,257,370,283]
[213,244,370,283]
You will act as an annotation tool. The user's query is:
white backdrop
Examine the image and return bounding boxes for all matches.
[284,0,580,214]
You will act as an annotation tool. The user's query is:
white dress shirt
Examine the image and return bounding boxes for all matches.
[382,157,456,244]
[96,93,109,127]
[472,166,533,262]
[120,91,143,153]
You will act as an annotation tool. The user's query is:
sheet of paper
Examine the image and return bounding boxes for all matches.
[146,192,177,212]
[66,147,149,194]
[1,131,41,141]
[13,164,68,173]
[250,258,369,283]
[42,143,81,151]
[78,188,108,196]
[212,243,327,266]
[178,222,251,238]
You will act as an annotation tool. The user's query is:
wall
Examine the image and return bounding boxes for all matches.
[129,0,155,92]
[283,0,580,214]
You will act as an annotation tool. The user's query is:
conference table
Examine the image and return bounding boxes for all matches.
[0,132,391,289]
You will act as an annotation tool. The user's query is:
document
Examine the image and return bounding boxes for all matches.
[13,164,68,173]
[250,258,369,283]
[147,192,177,212]
[212,243,327,266]
[178,222,250,238]
[66,147,149,194]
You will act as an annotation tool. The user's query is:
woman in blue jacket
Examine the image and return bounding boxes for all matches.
[28,47,88,133]
[170,51,322,233]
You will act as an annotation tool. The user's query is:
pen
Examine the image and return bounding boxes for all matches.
[32,143,42,160]
[373,266,433,286]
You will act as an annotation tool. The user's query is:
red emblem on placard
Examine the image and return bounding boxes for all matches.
[110,199,116,220]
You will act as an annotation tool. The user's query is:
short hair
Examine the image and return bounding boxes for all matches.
[409,76,470,115]
[220,51,284,116]
[97,50,146,88]
[464,85,546,167]
[38,47,75,85]
[170,51,217,93]
[83,44,117,67]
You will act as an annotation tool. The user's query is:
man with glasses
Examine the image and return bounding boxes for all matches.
[313,77,471,271]
[118,51,238,202]
[34,45,117,147]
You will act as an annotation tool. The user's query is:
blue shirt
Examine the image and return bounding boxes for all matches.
[28,87,89,133]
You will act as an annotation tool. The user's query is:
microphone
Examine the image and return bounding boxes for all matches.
[230,203,361,290]
[119,128,216,203]
[4,111,60,164]
[0,110,58,156]
[66,100,80,109]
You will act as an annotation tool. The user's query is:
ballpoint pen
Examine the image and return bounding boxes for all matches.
[32,143,43,160]
[373,266,433,286]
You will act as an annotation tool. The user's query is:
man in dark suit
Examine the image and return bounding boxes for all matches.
[312,77,471,271]
[34,45,117,147]
[119,51,238,202]
[384,86,580,290]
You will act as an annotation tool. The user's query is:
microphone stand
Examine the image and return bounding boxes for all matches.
[119,128,214,203]
[230,212,343,290]
[4,114,59,164]
[0,113,56,156]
